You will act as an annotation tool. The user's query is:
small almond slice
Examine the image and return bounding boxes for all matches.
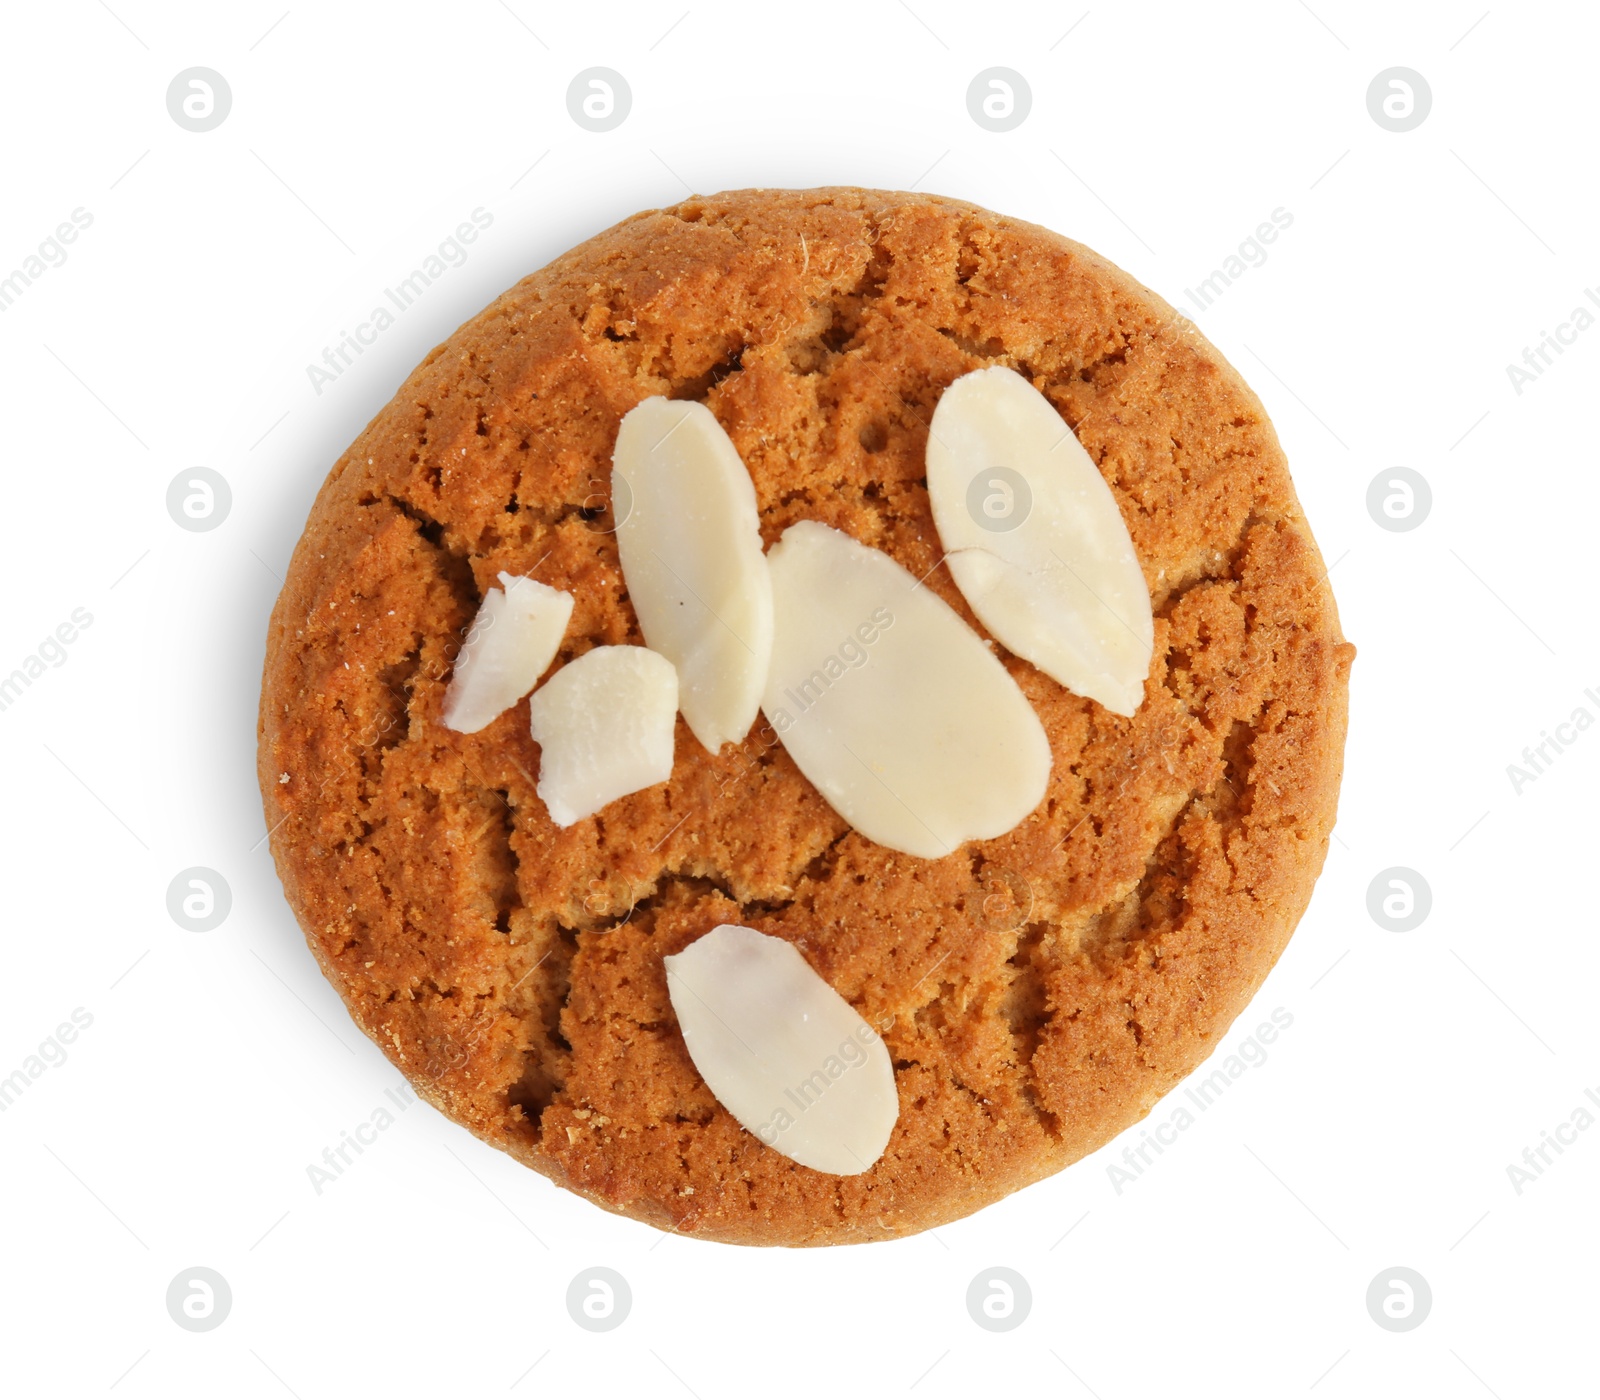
[440,571,574,733]
[526,645,677,826]
[664,924,897,1175]
[926,366,1154,716]
[613,397,773,754]
[761,521,1051,860]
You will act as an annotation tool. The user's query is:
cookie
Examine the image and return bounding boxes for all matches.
[258,187,1354,1246]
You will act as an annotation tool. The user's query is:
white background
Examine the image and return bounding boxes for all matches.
[1,1,1595,1395]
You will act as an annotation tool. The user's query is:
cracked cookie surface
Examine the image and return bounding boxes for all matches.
[258,187,1354,1246]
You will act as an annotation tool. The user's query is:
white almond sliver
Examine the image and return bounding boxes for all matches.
[926,366,1154,716]
[762,521,1050,860]
[613,397,773,754]
[526,645,677,826]
[440,571,574,733]
[664,924,897,1175]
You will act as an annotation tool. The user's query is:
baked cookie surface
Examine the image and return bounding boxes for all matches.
[258,187,1353,1246]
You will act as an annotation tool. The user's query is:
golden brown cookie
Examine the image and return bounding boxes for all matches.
[258,187,1354,1246]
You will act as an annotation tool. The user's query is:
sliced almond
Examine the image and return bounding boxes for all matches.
[664,924,897,1175]
[926,366,1153,716]
[440,571,574,733]
[761,521,1050,860]
[526,645,677,826]
[613,397,773,754]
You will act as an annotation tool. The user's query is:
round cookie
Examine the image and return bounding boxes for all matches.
[258,187,1354,1246]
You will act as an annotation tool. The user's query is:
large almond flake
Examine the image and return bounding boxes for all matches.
[664,924,897,1175]
[440,571,573,733]
[613,397,773,753]
[761,521,1050,860]
[526,645,677,826]
[927,366,1153,716]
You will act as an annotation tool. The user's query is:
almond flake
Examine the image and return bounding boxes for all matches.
[761,521,1050,859]
[664,924,897,1175]
[440,572,573,733]
[927,366,1153,716]
[613,398,773,753]
[527,645,677,826]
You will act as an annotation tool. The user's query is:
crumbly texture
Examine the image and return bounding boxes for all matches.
[258,187,1354,1246]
